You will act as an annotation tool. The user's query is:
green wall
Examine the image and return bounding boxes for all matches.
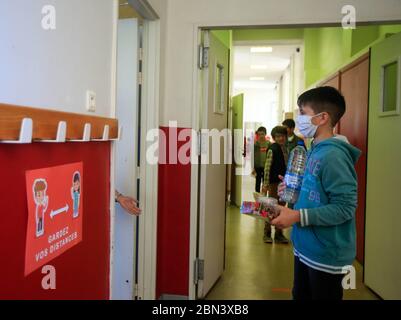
[304,24,401,87]
[211,30,232,49]
[233,28,304,42]
[351,26,379,56]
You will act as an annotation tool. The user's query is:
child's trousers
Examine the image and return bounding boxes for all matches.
[293,256,344,300]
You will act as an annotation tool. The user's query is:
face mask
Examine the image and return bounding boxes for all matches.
[296,113,323,138]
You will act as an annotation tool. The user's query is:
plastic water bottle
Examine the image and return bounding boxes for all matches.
[281,141,307,204]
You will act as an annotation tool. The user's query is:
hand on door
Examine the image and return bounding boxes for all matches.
[115,190,142,216]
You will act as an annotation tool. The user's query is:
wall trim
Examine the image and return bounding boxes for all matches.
[109,0,119,300]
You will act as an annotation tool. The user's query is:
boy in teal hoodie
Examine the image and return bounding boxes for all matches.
[272,86,361,300]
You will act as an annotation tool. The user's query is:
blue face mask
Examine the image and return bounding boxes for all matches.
[296,113,323,138]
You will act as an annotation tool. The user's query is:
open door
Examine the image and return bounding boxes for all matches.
[112,18,140,300]
[197,31,230,299]
[231,94,244,207]
[365,31,401,299]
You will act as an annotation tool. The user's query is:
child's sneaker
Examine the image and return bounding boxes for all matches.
[263,234,273,243]
[274,233,289,244]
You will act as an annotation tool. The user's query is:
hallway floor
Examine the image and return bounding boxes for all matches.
[206,176,378,300]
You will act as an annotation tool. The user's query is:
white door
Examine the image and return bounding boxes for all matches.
[197,31,230,299]
[365,31,401,299]
[112,18,140,300]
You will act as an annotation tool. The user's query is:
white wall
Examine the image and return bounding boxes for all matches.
[148,0,401,127]
[233,88,278,136]
[0,0,117,117]
[292,46,305,112]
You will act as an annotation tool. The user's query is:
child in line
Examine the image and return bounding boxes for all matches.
[261,126,289,244]
[282,118,304,154]
[252,127,270,193]
[272,86,361,300]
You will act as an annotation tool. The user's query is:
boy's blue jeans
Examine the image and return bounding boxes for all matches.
[293,256,344,300]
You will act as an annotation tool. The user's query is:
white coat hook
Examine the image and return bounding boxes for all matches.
[69,123,91,142]
[0,118,33,144]
[110,126,122,141]
[93,125,110,141]
[39,121,67,143]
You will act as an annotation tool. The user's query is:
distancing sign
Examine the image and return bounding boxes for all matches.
[25,162,83,276]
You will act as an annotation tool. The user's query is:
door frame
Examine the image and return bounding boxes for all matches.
[188,21,395,300]
[137,18,161,300]
[188,24,308,300]
[109,1,160,300]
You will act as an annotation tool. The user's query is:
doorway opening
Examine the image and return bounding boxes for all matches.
[111,0,159,300]
[192,24,397,300]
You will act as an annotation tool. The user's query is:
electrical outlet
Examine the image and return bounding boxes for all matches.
[86,91,96,112]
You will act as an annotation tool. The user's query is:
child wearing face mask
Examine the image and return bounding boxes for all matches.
[272,86,361,300]
[261,126,289,244]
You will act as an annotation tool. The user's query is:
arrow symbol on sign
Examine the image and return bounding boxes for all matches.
[50,204,69,219]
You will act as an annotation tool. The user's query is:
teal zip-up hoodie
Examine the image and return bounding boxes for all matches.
[292,137,361,274]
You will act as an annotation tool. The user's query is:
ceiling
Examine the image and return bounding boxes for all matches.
[233,44,300,90]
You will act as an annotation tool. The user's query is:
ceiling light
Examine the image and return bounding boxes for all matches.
[250,47,273,53]
[250,77,265,81]
[251,65,268,70]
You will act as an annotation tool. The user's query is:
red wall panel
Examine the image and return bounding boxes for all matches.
[0,142,111,299]
[157,127,191,298]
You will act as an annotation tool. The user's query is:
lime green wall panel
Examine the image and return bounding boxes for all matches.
[233,29,303,42]
[212,30,232,49]
[379,24,401,38]
[351,26,380,56]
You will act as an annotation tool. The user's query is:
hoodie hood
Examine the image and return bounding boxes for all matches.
[313,137,361,164]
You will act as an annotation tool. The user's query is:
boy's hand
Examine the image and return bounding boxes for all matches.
[251,169,256,177]
[271,206,300,229]
[278,175,286,198]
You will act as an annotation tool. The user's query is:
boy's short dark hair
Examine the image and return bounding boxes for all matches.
[271,126,287,139]
[282,119,296,129]
[297,86,346,127]
[256,126,267,135]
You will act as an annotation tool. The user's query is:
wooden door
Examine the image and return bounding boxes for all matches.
[338,54,370,264]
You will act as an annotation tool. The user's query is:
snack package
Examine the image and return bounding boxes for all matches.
[240,197,279,223]
[240,201,260,214]
[258,197,280,222]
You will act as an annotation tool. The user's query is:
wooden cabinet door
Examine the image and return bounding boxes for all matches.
[338,56,370,264]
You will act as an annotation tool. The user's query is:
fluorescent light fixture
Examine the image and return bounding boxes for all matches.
[250,65,268,70]
[250,46,273,53]
[250,77,265,81]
